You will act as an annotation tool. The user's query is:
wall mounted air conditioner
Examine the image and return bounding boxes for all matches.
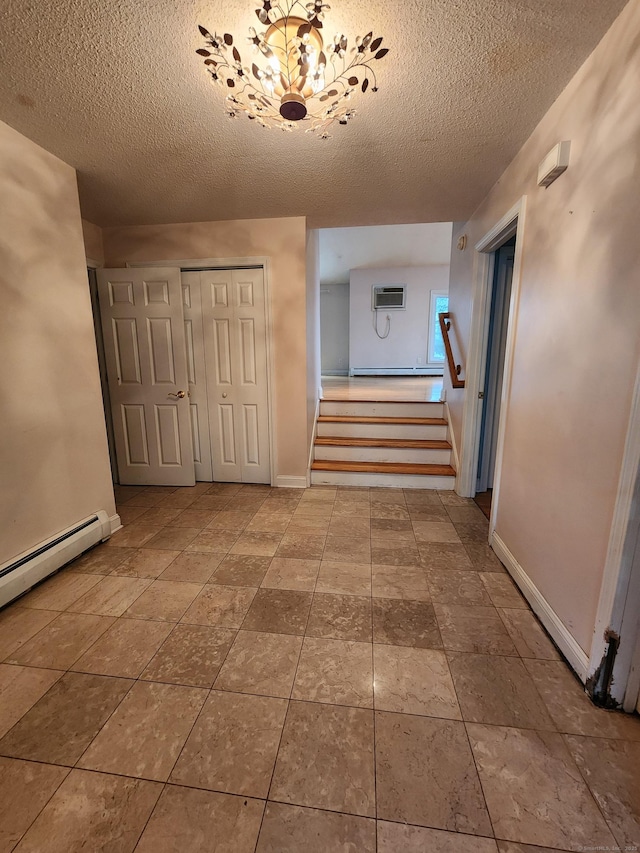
[372,285,406,310]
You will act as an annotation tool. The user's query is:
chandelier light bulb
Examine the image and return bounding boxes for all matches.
[196,0,389,137]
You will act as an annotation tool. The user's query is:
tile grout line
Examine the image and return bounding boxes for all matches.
[256,616,307,849]
[129,779,166,852]
[371,577,379,851]
[3,761,72,849]
[451,673,498,841]
[556,729,626,847]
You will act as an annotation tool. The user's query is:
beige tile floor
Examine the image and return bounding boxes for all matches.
[0,483,638,852]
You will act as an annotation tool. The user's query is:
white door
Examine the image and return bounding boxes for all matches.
[201,268,271,483]
[97,267,195,486]
[181,272,214,481]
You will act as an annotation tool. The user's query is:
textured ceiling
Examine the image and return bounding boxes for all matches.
[0,0,628,228]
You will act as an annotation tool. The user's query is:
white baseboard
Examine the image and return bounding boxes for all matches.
[491,532,589,682]
[274,476,308,489]
[109,514,122,536]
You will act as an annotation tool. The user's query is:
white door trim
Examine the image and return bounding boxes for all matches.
[457,197,527,550]
[588,358,640,706]
[127,257,277,487]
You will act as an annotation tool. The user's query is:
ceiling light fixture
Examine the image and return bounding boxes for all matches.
[196,1,388,138]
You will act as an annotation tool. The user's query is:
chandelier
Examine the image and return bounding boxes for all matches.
[196,1,388,138]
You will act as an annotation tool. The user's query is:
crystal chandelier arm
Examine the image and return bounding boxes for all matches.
[321,37,383,93]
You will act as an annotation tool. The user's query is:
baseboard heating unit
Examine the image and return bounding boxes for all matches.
[0,511,111,609]
[350,368,444,376]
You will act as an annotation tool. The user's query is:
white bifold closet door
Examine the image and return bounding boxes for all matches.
[97,267,195,486]
[200,268,271,484]
[181,273,214,482]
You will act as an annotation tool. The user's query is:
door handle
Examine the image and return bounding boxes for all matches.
[168,390,187,399]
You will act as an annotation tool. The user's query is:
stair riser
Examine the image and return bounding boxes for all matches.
[310,470,456,490]
[320,401,444,419]
[315,446,452,464]
[317,422,448,440]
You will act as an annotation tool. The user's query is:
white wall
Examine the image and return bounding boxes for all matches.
[349,266,450,372]
[320,283,350,374]
[0,120,116,564]
[446,0,640,660]
[320,223,453,285]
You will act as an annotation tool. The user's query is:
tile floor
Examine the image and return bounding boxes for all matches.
[0,482,638,852]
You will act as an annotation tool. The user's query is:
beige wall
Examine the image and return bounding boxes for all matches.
[82,219,104,265]
[0,121,116,564]
[103,217,309,485]
[446,0,640,655]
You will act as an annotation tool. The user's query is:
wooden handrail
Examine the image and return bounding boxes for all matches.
[439,312,465,388]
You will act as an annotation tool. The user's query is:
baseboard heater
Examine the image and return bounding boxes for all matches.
[350,368,445,376]
[0,511,111,609]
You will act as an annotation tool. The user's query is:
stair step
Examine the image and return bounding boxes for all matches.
[317,422,448,440]
[317,415,447,426]
[310,470,456,489]
[319,400,444,419]
[311,460,456,476]
[315,446,452,465]
[315,437,451,449]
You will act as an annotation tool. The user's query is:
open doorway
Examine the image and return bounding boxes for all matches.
[458,197,526,528]
[318,223,453,398]
[474,235,516,518]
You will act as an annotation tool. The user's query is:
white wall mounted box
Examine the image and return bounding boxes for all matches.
[372,285,406,310]
[537,141,571,187]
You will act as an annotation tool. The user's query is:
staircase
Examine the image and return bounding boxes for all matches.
[311,398,456,489]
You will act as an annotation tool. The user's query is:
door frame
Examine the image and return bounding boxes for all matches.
[128,257,276,487]
[476,242,515,495]
[457,197,527,543]
[587,359,640,709]
[86,257,119,484]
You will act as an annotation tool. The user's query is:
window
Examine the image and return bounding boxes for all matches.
[428,291,449,365]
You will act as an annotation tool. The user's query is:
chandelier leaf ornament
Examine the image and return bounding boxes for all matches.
[196,0,388,138]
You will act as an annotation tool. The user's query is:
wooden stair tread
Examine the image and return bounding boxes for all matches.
[317,415,447,426]
[315,437,451,449]
[311,460,456,476]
